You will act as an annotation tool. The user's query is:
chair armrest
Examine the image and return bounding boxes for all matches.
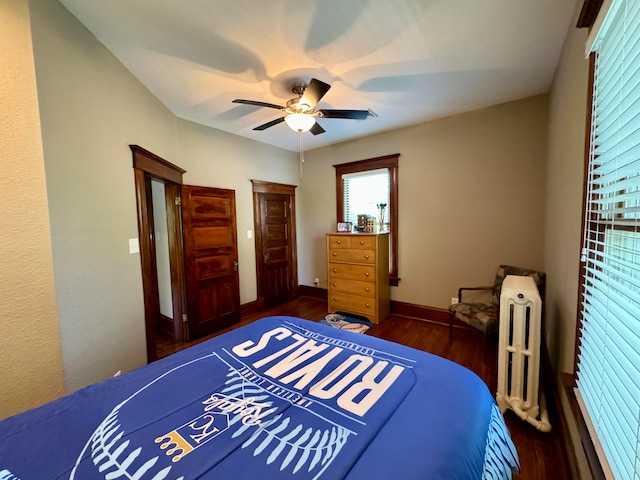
[457,286,495,302]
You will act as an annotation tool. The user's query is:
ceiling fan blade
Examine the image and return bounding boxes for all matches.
[300,78,331,109]
[253,117,285,131]
[310,121,325,135]
[233,99,284,110]
[319,109,370,120]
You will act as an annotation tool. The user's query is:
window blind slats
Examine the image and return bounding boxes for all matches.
[583,268,640,322]
[342,169,389,227]
[593,174,640,194]
[604,328,640,403]
[593,155,639,181]
[600,396,633,479]
[591,188,640,206]
[594,104,640,157]
[579,1,640,478]
[592,138,640,171]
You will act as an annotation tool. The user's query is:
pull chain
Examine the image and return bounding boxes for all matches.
[299,130,304,181]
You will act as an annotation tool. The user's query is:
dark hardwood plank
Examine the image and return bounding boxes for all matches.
[155,296,326,358]
[155,296,571,479]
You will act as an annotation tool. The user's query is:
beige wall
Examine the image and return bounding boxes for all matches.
[544,16,589,375]
[544,7,590,477]
[176,119,299,304]
[0,0,65,419]
[298,96,549,309]
[5,0,586,421]
[28,0,297,394]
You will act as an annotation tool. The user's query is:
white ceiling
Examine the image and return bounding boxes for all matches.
[58,0,578,152]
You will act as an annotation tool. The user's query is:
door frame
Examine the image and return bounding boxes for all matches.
[131,145,187,362]
[251,180,298,305]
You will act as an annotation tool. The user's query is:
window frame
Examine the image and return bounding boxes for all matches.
[334,153,399,286]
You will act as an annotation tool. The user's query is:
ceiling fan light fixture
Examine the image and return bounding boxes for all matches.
[284,113,315,132]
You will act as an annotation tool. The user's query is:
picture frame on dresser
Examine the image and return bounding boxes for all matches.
[337,222,352,232]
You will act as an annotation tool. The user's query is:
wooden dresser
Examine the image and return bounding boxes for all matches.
[326,233,390,324]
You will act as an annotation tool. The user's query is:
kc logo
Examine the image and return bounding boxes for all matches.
[156,410,229,462]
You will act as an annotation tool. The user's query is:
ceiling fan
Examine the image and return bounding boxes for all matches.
[233,78,370,135]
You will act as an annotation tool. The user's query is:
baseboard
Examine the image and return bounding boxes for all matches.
[240,298,264,318]
[538,345,578,479]
[297,285,328,300]
[157,314,174,337]
[295,287,450,324]
[390,300,449,324]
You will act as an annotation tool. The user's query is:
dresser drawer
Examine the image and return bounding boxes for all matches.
[329,248,376,264]
[328,262,375,281]
[327,235,351,249]
[329,278,375,298]
[328,292,377,316]
[349,236,375,249]
[327,235,376,250]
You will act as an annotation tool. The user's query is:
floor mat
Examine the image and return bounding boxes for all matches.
[319,313,373,333]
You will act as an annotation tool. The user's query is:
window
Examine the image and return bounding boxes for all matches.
[577,1,640,478]
[335,154,399,285]
[342,169,390,228]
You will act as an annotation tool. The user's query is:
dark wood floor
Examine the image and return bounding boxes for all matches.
[156,296,572,479]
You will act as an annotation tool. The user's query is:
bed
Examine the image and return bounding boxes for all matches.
[0,316,519,479]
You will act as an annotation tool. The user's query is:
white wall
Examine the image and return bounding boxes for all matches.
[299,95,549,309]
[0,0,65,419]
[151,179,173,318]
[29,0,297,393]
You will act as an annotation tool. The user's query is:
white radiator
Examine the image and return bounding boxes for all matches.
[496,275,551,432]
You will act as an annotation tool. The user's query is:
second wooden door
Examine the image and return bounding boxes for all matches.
[182,185,240,338]
[253,182,297,308]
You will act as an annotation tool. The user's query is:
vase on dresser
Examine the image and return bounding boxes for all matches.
[376,203,387,232]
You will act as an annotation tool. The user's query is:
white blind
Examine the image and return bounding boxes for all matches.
[342,169,389,227]
[578,1,640,479]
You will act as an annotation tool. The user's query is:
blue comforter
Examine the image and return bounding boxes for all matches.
[0,316,519,479]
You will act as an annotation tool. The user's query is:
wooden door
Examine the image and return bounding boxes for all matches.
[182,185,240,338]
[253,181,297,308]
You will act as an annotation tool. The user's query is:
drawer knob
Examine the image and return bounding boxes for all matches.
[332,283,337,287]
[364,255,369,259]
[365,303,370,308]
[337,240,341,244]
[360,241,364,245]
[332,269,337,273]
[333,297,338,301]
[332,252,337,256]
[365,287,370,292]
[365,272,370,277]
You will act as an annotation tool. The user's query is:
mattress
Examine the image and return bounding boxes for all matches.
[0,316,519,479]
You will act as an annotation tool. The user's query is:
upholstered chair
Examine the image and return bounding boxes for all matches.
[448,265,546,362]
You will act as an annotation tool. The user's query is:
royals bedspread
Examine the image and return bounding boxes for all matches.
[0,316,519,479]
